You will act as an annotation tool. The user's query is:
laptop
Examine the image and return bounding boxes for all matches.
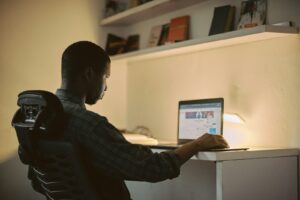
[152,98,248,151]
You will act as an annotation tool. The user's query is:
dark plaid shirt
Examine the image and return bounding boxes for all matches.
[55,89,181,199]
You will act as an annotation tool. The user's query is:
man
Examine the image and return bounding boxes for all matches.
[33,41,228,199]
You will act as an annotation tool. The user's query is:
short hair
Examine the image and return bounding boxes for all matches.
[61,41,110,80]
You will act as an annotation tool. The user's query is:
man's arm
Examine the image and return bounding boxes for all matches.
[82,121,181,183]
[175,133,229,165]
[80,119,228,183]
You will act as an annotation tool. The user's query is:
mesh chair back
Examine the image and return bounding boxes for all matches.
[33,141,96,200]
[12,90,99,200]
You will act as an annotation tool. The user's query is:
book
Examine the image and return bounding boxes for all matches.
[105,34,140,55]
[147,25,163,48]
[167,15,190,43]
[124,35,140,53]
[224,6,236,32]
[237,0,267,30]
[105,34,126,56]
[209,5,235,36]
[158,23,170,46]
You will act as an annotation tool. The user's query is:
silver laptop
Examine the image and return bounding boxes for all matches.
[152,98,248,151]
[177,98,224,144]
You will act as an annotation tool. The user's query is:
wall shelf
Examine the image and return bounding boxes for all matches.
[111,25,299,62]
[101,0,205,26]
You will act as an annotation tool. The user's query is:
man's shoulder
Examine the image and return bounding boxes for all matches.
[81,109,107,122]
[64,104,108,129]
[70,107,106,121]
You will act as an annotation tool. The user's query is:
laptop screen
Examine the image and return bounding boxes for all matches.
[178,98,224,142]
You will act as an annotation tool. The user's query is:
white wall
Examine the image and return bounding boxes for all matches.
[0,0,128,163]
[119,0,300,49]
[107,0,300,149]
[0,0,299,198]
[0,0,127,198]
[127,35,300,148]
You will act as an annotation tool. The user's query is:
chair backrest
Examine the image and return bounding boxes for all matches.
[12,90,98,200]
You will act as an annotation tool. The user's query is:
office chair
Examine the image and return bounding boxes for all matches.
[12,90,99,200]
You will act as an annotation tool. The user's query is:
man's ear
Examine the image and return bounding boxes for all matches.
[83,67,94,83]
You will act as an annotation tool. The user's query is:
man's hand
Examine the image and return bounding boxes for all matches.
[175,133,229,165]
[193,133,229,151]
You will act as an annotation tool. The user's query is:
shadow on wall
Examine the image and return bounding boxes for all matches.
[0,153,44,200]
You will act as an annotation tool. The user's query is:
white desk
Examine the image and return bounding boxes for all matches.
[126,148,299,200]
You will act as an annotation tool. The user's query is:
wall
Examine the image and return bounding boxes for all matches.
[109,0,300,148]
[0,0,127,199]
[121,1,300,197]
[0,0,299,199]
[127,35,300,148]
[118,0,300,49]
[0,0,128,162]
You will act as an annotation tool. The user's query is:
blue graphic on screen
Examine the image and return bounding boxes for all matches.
[179,102,222,140]
[209,128,217,134]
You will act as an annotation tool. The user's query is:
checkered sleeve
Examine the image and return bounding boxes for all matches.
[85,120,181,183]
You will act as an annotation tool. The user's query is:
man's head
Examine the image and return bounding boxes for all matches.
[61,41,111,105]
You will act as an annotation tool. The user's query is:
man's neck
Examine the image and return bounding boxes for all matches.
[60,82,86,103]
